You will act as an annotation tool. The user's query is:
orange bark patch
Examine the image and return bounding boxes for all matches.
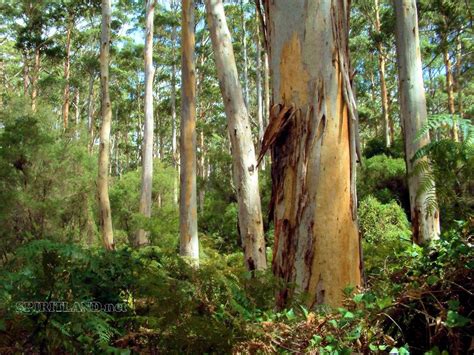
[279,33,309,105]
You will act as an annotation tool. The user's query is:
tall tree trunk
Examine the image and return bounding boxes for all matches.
[171,21,179,205]
[31,46,40,112]
[263,51,270,127]
[261,0,361,308]
[240,0,249,107]
[22,51,30,97]
[394,0,440,244]
[443,41,459,141]
[62,17,73,130]
[87,72,95,153]
[198,130,206,211]
[180,0,199,263]
[98,0,114,250]
[205,0,266,272]
[455,37,463,121]
[256,10,265,170]
[74,88,80,137]
[136,0,156,247]
[375,0,391,147]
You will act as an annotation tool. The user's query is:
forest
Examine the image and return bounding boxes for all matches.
[0,0,472,353]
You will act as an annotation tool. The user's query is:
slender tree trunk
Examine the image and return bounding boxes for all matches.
[443,43,459,141]
[394,0,440,244]
[198,130,206,211]
[62,17,73,130]
[22,51,30,96]
[171,22,179,205]
[375,0,391,147]
[263,49,270,171]
[98,0,114,250]
[262,0,361,308]
[180,0,199,263]
[87,72,95,153]
[74,88,80,137]
[241,0,249,107]
[264,51,270,126]
[136,0,157,247]
[256,11,265,170]
[205,0,266,271]
[31,46,40,112]
[455,37,463,121]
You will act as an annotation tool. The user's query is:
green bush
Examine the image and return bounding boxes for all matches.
[358,196,411,274]
[0,99,98,252]
[358,154,409,212]
[109,161,178,248]
[363,137,404,159]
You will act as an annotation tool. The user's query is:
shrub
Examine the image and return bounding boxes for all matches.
[358,154,409,213]
[358,196,411,275]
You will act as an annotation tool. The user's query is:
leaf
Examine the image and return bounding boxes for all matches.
[447,299,460,311]
[426,275,439,285]
[285,308,296,321]
[343,311,355,319]
[446,310,470,328]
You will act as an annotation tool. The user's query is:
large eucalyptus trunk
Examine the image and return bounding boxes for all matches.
[98,0,114,250]
[261,0,361,308]
[179,0,199,262]
[62,17,73,130]
[205,0,266,271]
[394,0,440,244]
[375,0,391,147]
[136,0,156,247]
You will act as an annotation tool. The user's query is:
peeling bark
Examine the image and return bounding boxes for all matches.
[394,0,440,244]
[261,0,361,308]
[205,0,266,271]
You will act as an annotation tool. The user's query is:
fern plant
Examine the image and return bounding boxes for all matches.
[412,114,473,226]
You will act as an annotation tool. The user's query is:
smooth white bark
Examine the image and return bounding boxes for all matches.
[205,0,266,271]
[394,0,440,244]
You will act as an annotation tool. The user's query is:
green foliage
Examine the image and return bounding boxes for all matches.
[0,240,277,353]
[109,161,178,248]
[358,196,411,274]
[0,99,98,253]
[363,137,404,159]
[358,154,409,211]
[413,115,473,227]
